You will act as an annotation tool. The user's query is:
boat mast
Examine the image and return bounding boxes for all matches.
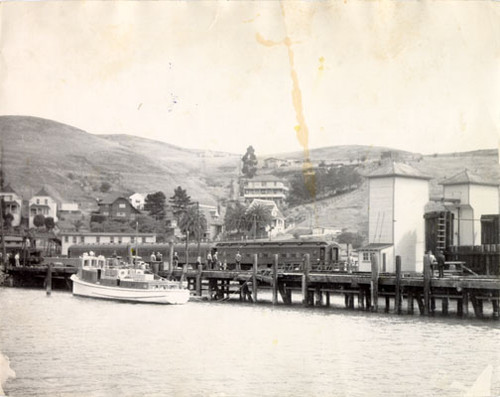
[0,140,5,269]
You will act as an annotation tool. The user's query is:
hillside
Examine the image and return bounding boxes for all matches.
[1,115,498,239]
[0,116,240,212]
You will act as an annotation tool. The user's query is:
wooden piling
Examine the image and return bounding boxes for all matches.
[272,254,278,305]
[442,296,449,315]
[196,264,202,296]
[252,254,258,303]
[45,263,52,296]
[168,242,174,276]
[407,289,414,315]
[152,262,159,275]
[302,254,310,307]
[395,256,402,314]
[423,254,431,316]
[370,254,379,312]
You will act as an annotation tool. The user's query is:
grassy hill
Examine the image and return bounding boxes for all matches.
[1,115,497,239]
[0,116,239,212]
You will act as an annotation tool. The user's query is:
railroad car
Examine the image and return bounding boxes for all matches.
[67,239,341,270]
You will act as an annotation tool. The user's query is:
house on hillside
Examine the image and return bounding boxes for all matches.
[243,175,289,206]
[29,187,58,228]
[263,158,289,169]
[199,204,224,241]
[129,192,146,210]
[247,199,285,237]
[93,194,140,221]
[0,184,23,227]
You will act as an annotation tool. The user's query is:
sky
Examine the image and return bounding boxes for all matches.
[0,1,499,156]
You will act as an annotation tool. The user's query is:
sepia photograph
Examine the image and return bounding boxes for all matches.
[0,1,499,396]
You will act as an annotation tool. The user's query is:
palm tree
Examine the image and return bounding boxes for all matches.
[245,202,272,239]
[224,201,248,237]
[178,204,207,263]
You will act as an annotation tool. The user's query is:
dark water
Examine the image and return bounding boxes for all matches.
[0,288,499,396]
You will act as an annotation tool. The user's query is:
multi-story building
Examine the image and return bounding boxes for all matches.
[0,185,23,227]
[59,231,157,256]
[95,194,140,221]
[199,204,224,241]
[29,187,58,228]
[243,175,288,206]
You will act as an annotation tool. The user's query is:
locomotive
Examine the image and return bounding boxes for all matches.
[67,239,341,270]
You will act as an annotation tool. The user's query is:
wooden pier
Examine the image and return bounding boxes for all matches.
[4,253,499,319]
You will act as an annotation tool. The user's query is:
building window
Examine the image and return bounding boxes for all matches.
[116,212,126,217]
[96,236,100,243]
[36,199,40,204]
[80,236,85,243]
[72,236,77,243]
[64,236,69,243]
[142,237,146,243]
[131,236,135,243]
[44,199,48,205]
[119,203,126,208]
[362,252,373,261]
[110,237,114,243]
[118,237,122,244]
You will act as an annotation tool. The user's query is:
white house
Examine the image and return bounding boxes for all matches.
[0,185,23,227]
[129,193,146,210]
[358,162,430,273]
[439,169,499,246]
[29,187,58,228]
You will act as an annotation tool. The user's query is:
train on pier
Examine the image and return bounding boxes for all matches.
[67,239,342,270]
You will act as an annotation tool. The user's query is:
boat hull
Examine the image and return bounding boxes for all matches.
[70,275,190,304]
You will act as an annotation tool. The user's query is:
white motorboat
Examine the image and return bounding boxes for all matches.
[70,253,190,304]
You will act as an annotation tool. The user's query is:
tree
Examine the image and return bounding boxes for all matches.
[100,181,111,193]
[242,145,258,179]
[33,214,45,228]
[337,231,365,249]
[224,201,248,235]
[44,216,55,231]
[72,219,84,232]
[245,202,272,239]
[169,186,192,221]
[144,191,166,220]
[178,205,207,242]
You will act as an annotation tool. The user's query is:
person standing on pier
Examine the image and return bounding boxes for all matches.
[436,250,446,278]
[212,251,219,269]
[206,251,212,270]
[150,252,156,264]
[235,251,242,271]
[173,252,179,268]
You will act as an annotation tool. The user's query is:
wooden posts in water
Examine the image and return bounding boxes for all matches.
[196,264,202,296]
[272,254,278,305]
[168,242,174,276]
[370,254,379,311]
[395,256,402,314]
[45,263,52,296]
[423,254,431,316]
[252,254,258,303]
[302,254,310,307]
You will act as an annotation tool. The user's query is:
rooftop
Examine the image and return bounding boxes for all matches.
[366,162,430,180]
[440,169,499,187]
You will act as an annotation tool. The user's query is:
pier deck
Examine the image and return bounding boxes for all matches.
[4,253,499,319]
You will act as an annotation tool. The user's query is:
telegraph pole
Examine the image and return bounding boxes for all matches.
[0,140,5,269]
[197,202,201,258]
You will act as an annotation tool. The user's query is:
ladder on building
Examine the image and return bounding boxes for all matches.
[436,212,447,251]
